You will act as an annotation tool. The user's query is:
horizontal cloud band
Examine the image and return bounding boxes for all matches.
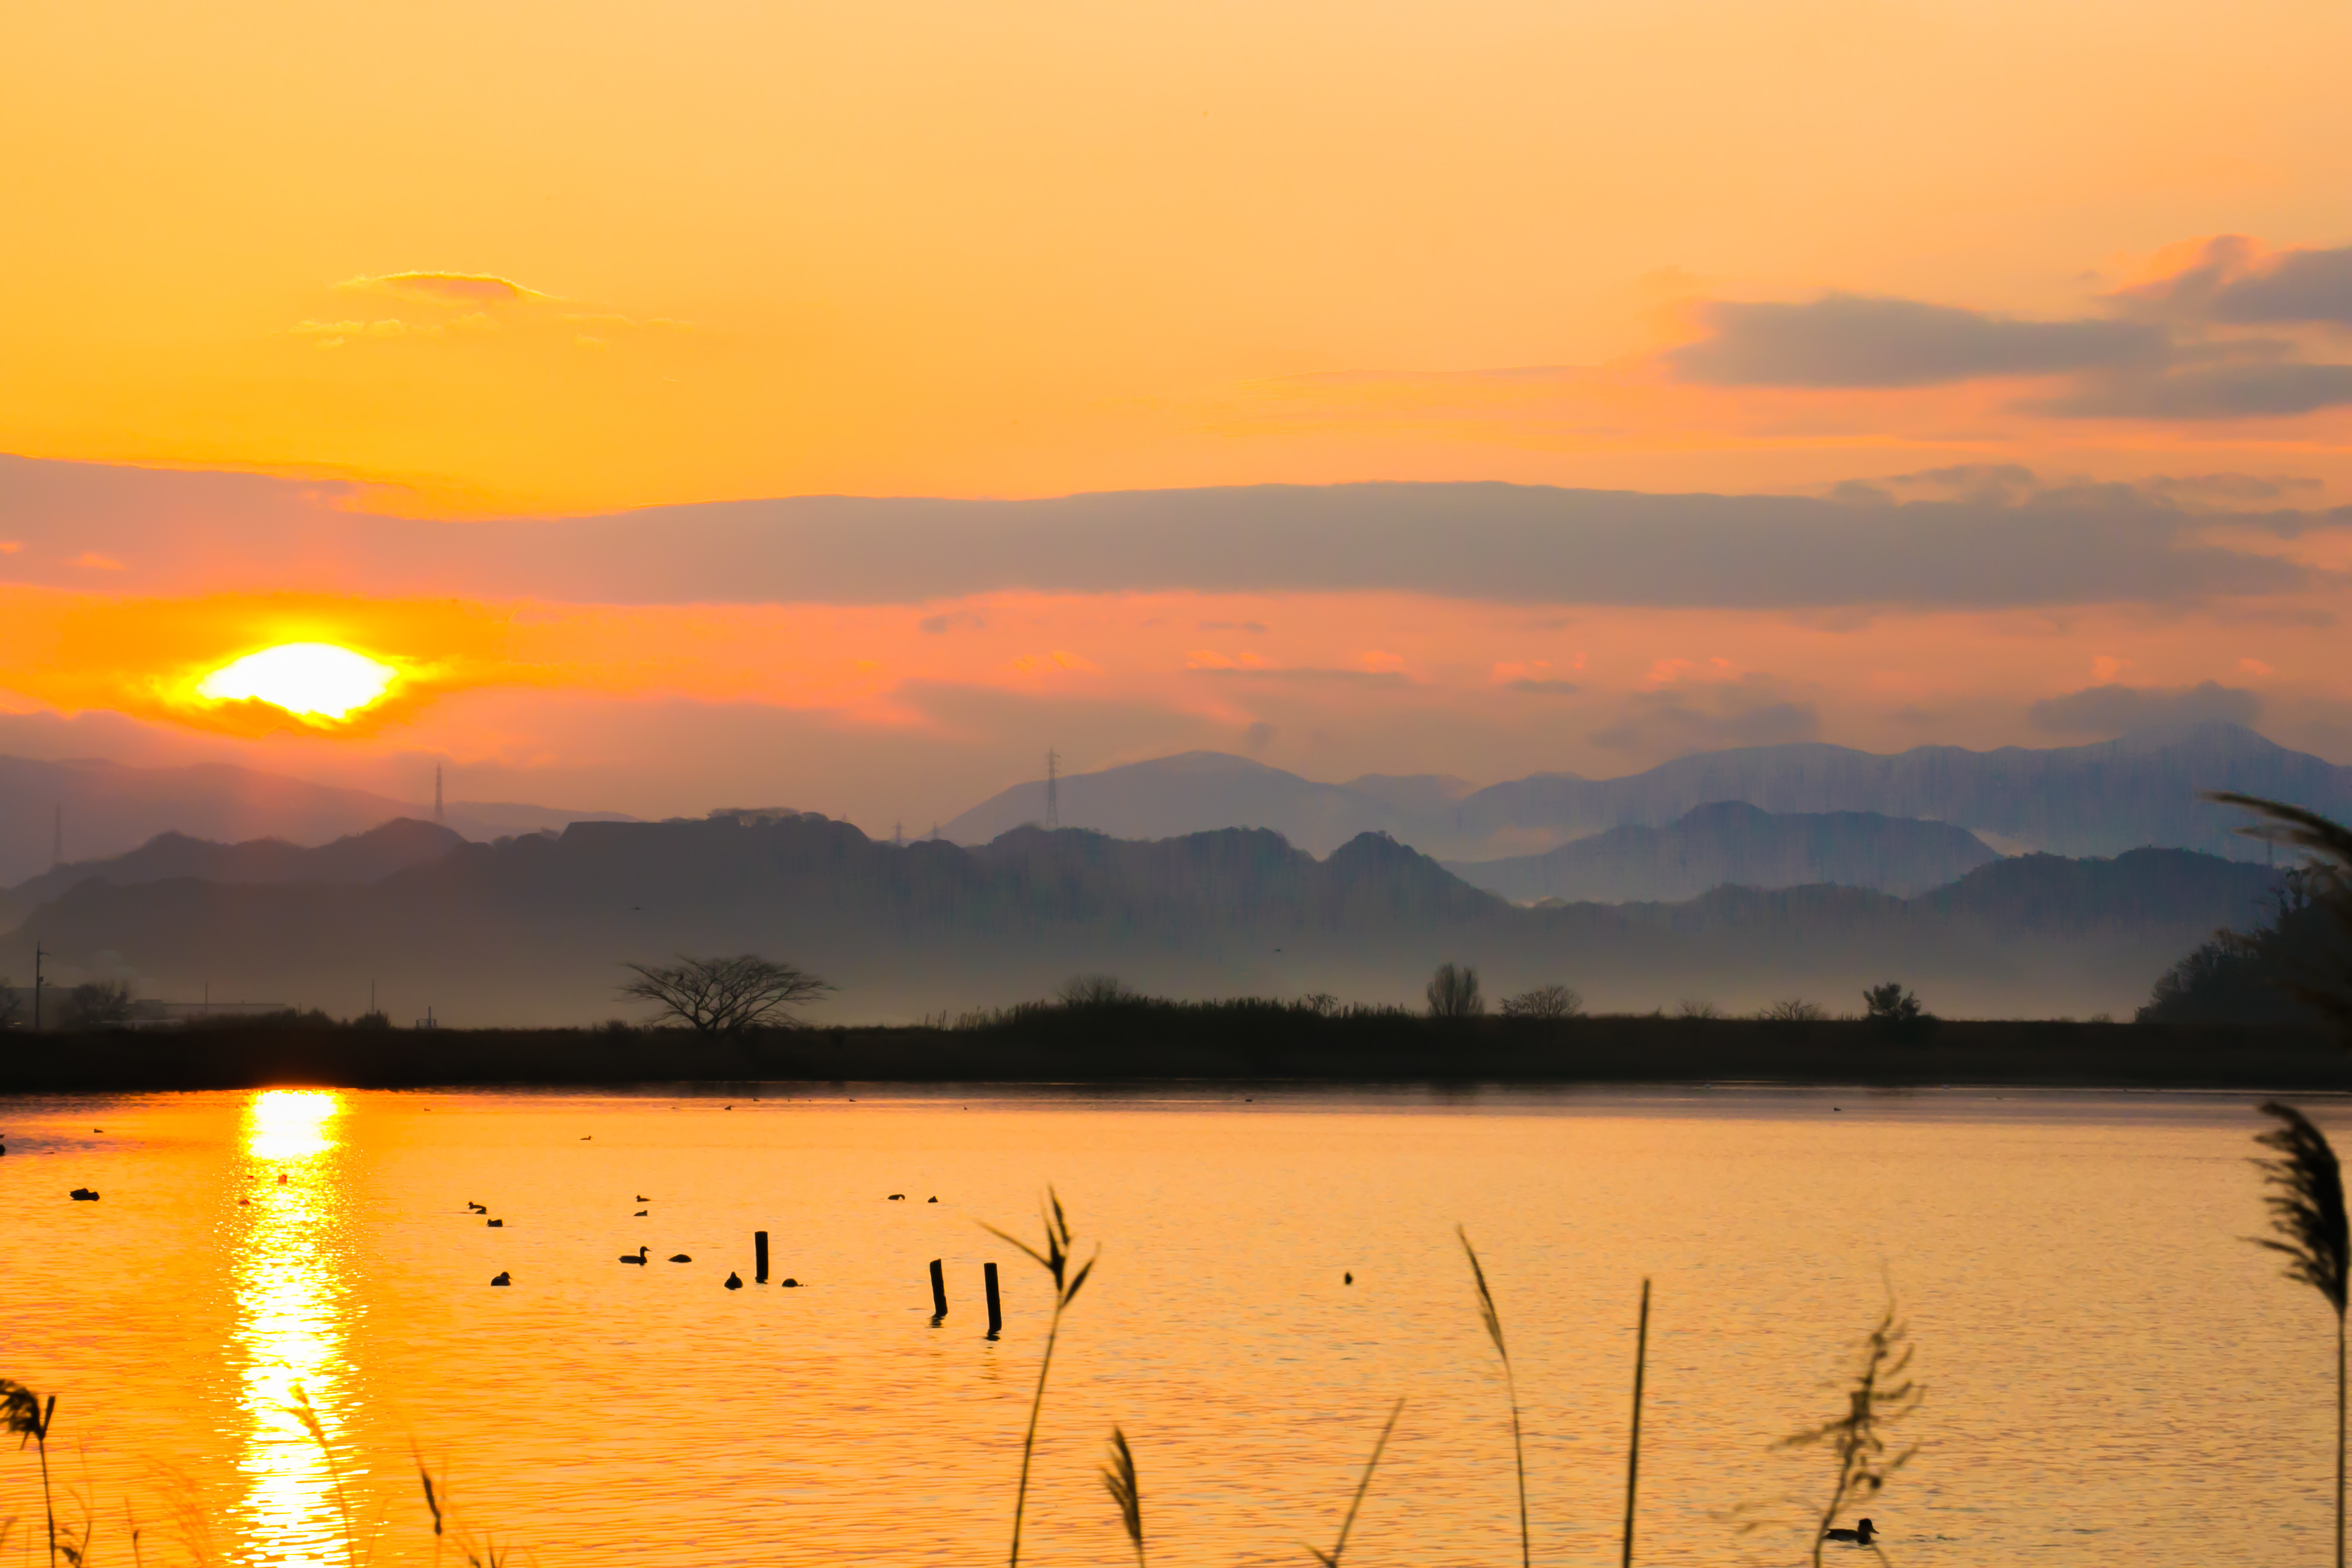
[0,456,2335,610]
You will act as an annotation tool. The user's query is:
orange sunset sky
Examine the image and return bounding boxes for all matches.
[5,0,2352,835]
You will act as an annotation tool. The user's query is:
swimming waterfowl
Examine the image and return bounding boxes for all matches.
[724,1272,743,1289]
[1823,1519,1876,1545]
[668,1253,693,1263]
[780,1278,801,1287]
[490,1272,511,1287]
[467,1202,487,1213]
[636,1195,649,1202]
[634,1209,648,1216]
[69,1187,100,1201]
[620,1246,649,1264]
[486,1218,503,1227]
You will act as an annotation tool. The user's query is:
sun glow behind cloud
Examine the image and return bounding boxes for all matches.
[196,643,399,722]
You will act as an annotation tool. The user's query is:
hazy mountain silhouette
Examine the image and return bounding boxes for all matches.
[0,817,464,931]
[0,812,2280,1027]
[946,722,2349,861]
[0,753,636,884]
[1446,800,1999,902]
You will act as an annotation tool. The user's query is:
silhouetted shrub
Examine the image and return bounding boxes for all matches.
[1058,974,1133,1007]
[62,979,137,1031]
[1500,983,1582,1020]
[1862,982,1932,1040]
[1426,963,1485,1019]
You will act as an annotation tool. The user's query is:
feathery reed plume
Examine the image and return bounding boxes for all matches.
[2255,1099,2352,1568]
[286,1383,360,1568]
[1458,1227,1529,1568]
[2,1379,60,1568]
[1101,1427,1145,1567]
[1310,1399,1405,1568]
[1622,1280,1649,1568]
[413,1444,447,1568]
[2208,794,2352,1041]
[981,1187,1099,1568]
[1778,1294,1920,1568]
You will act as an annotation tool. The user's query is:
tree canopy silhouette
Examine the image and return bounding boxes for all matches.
[619,954,831,1035]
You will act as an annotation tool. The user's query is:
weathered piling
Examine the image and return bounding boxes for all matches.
[930,1257,948,1322]
[984,1259,1003,1339]
[755,1229,769,1284]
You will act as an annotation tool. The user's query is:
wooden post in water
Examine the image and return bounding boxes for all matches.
[754,1231,769,1284]
[929,1257,948,1322]
[984,1260,1003,1339]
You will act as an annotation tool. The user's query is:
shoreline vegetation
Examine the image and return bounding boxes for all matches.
[1,1004,2344,1093]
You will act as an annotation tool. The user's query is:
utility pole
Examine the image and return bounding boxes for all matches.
[1044,748,1060,830]
[52,803,62,870]
[32,944,45,1032]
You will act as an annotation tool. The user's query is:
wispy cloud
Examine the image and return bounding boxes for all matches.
[2028,679,2261,735]
[1668,294,2164,388]
[337,271,550,305]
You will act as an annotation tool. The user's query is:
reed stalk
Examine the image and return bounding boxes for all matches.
[1311,1399,1405,1567]
[982,1187,1098,1568]
[1457,1227,1529,1568]
[2254,1100,2351,1568]
[1101,1427,1145,1567]
[1778,1294,1920,1568]
[1621,1280,1649,1568]
[286,1383,359,1568]
[2,1381,59,1568]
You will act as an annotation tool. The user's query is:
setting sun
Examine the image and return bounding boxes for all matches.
[194,642,398,720]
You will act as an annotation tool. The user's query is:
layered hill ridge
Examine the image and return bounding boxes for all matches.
[0,754,634,886]
[944,722,2352,864]
[1447,800,2000,902]
[0,812,2283,1027]
[0,817,466,931]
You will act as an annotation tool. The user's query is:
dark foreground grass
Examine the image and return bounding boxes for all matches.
[0,1005,2344,1092]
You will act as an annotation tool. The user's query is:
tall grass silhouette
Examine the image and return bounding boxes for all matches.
[1458,1226,1530,1568]
[286,1383,359,1568]
[1778,1295,1920,1567]
[2255,1099,2351,1568]
[1,1379,60,1568]
[982,1187,1098,1568]
[1310,1399,1404,1567]
[1100,1427,1144,1566]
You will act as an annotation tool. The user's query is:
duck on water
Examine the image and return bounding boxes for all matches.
[1823,1519,1876,1546]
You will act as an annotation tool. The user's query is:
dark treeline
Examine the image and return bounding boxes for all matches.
[2,1004,2342,1093]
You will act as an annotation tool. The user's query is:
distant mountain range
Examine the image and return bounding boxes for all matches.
[0,813,2282,1026]
[0,817,464,931]
[0,754,635,886]
[1445,801,2000,903]
[944,722,2352,864]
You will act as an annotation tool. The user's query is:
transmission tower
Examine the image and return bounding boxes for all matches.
[1044,748,1060,830]
[434,764,444,824]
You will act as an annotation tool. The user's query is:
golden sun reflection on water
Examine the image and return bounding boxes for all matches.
[234,1090,357,1567]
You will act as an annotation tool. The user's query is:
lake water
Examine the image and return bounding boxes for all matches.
[0,1085,2335,1567]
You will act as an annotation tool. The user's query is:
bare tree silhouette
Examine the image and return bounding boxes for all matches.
[618,954,831,1035]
